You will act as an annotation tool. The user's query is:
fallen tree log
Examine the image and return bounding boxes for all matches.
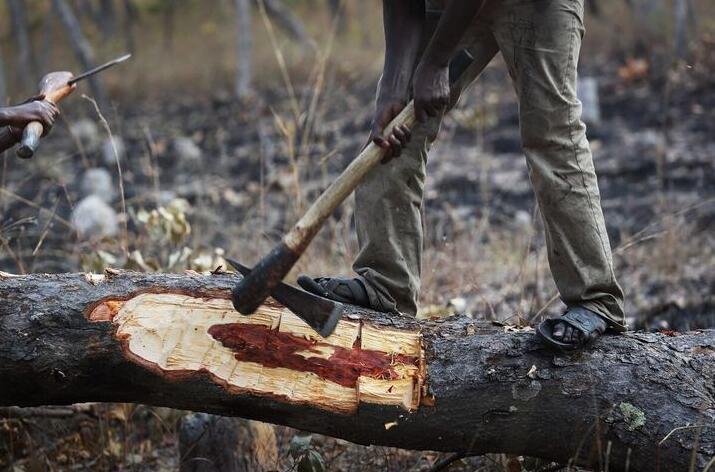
[0,271,712,471]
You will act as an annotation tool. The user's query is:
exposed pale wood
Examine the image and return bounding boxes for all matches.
[92,291,422,414]
[0,272,713,472]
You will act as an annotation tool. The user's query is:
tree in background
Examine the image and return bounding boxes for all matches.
[7,0,36,83]
[235,0,252,99]
[52,0,108,105]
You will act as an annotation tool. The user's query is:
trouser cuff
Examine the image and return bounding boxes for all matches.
[577,301,628,332]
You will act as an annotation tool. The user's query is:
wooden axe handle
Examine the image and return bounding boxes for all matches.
[232,103,417,315]
[233,50,476,315]
[287,102,416,252]
[16,72,75,159]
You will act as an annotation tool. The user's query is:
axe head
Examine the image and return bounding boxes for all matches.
[226,258,343,338]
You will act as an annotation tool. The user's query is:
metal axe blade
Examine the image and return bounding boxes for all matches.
[226,258,344,338]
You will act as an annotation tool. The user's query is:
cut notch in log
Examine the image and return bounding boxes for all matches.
[89,292,424,413]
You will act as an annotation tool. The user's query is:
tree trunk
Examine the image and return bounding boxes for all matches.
[7,0,36,83]
[98,0,117,41]
[37,7,56,74]
[0,271,712,472]
[179,413,281,472]
[254,0,311,46]
[235,0,252,99]
[162,0,176,52]
[673,0,696,61]
[52,0,108,106]
[122,0,139,55]
[0,53,7,103]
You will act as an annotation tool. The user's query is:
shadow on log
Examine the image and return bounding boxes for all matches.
[0,271,713,472]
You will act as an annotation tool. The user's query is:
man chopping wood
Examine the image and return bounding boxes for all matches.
[298,0,626,350]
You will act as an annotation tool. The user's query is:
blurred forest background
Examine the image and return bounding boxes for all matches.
[1,0,714,470]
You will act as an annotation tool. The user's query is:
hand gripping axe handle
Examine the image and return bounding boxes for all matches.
[232,50,475,319]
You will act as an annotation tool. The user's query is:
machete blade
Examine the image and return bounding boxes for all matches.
[226,258,343,338]
[67,53,132,85]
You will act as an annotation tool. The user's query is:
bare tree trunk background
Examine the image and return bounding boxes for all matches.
[123,0,139,54]
[235,0,252,99]
[162,0,176,52]
[673,0,697,60]
[52,0,108,106]
[255,0,311,46]
[98,0,117,41]
[37,7,56,74]
[0,53,7,103]
[7,0,37,83]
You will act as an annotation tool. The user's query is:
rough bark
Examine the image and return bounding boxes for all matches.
[0,271,712,472]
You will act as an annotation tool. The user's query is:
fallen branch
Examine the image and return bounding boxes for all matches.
[0,271,712,471]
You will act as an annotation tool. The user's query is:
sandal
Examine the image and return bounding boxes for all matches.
[297,275,371,309]
[536,306,608,351]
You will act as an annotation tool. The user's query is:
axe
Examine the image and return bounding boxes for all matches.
[231,50,475,334]
[16,54,131,159]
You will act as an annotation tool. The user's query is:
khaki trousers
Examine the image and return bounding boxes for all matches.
[353,0,626,330]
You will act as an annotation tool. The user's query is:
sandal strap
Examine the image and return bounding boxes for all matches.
[319,277,369,305]
[300,276,370,307]
[560,307,607,338]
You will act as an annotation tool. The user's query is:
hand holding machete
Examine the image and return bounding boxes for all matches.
[15,53,131,159]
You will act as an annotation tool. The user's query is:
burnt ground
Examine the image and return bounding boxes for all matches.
[1,46,714,470]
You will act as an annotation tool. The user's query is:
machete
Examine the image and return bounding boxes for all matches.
[16,54,132,159]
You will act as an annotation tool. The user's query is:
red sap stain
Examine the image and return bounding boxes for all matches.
[208,323,418,388]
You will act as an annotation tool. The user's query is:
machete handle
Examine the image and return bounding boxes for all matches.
[16,71,75,159]
[232,50,475,315]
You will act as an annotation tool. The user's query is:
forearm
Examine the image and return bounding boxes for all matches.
[420,0,485,69]
[380,0,425,98]
[0,108,13,128]
[0,126,20,153]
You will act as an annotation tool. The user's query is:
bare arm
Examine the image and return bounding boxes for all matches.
[371,0,425,159]
[379,0,425,100]
[413,0,485,122]
[0,127,21,153]
[0,101,59,129]
[0,99,60,153]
